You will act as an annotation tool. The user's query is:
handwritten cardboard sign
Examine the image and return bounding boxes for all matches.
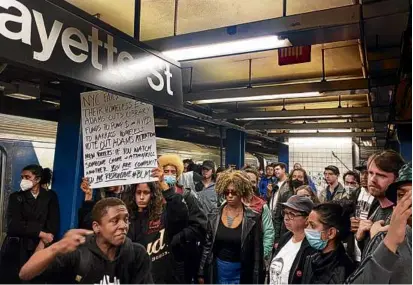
[80,91,157,188]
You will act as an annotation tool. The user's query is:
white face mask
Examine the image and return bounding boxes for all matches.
[20,179,34,191]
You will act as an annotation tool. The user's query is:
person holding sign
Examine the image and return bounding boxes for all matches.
[122,166,191,283]
[78,178,126,229]
[19,198,153,284]
[157,154,208,283]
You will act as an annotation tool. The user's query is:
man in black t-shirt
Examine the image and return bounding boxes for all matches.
[19,198,153,284]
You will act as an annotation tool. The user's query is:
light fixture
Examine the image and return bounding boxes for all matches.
[5,93,37,100]
[236,114,354,121]
[50,80,60,85]
[163,35,291,61]
[192,91,319,104]
[42,100,60,106]
[288,129,352,133]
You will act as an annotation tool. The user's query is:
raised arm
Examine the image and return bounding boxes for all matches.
[19,229,93,281]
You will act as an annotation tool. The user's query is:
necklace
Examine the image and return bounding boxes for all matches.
[225,207,242,227]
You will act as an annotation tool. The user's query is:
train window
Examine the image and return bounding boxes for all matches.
[0,147,6,245]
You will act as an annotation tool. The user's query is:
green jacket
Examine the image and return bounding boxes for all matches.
[262,204,275,259]
[243,196,275,259]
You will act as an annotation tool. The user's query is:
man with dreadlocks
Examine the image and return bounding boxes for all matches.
[198,170,264,284]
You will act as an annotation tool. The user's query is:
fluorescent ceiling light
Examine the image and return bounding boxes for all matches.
[288,129,352,133]
[193,91,319,104]
[5,93,37,100]
[163,35,291,61]
[236,115,353,121]
[361,140,373,146]
[319,129,352,133]
[43,100,60,106]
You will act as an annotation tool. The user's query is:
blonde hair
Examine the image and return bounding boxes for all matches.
[216,170,254,199]
[158,154,184,178]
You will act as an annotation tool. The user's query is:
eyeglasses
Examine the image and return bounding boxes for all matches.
[282,211,306,220]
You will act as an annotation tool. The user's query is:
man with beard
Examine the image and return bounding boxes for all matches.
[355,150,405,253]
[347,162,412,284]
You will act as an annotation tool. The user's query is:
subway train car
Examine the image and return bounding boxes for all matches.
[0,114,272,243]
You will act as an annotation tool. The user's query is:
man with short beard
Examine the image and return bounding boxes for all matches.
[347,162,412,284]
[355,150,405,253]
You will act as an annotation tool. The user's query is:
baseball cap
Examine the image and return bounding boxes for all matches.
[386,162,412,204]
[325,165,340,175]
[202,160,215,171]
[281,195,314,215]
[355,161,368,172]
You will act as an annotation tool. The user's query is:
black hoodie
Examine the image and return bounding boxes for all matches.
[41,235,153,284]
[301,243,355,284]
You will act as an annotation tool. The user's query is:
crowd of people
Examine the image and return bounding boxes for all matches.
[0,150,411,284]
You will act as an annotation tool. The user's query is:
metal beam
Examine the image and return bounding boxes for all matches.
[185,79,369,102]
[213,107,371,119]
[246,121,374,130]
[145,5,360,51]
[268,132,381,138]
[145,0,410,53]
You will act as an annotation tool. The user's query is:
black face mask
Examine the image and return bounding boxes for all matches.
[292,179,304,189]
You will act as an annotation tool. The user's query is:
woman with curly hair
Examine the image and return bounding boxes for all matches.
[198,170,264,284]
[122,167,189,284]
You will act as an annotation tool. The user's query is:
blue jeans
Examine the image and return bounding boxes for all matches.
[216,258,241,284]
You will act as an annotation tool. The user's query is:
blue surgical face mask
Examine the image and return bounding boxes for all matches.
[304,228,328,250]
[164,175,177,186]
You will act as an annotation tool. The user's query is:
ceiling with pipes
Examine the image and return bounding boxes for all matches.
[0,0,411,155]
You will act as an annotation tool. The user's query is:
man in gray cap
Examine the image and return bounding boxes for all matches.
[268,195,316,285]
[319,165,348,203]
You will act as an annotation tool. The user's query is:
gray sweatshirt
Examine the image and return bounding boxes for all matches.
[347,226,412,284]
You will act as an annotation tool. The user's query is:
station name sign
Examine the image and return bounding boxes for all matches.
[0,0,183,108]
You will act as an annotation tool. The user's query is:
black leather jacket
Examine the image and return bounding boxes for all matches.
[198,204,264,284]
